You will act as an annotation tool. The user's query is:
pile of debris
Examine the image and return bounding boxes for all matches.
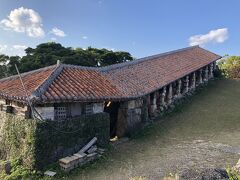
[59,137,105,172]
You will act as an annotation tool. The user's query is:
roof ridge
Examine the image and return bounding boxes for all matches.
[0,65,57,82]
[99,45,200,72]
[30,64,64,102]
[63,64,99,70]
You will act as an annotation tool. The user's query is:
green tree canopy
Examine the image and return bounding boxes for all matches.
[0,42,134,78]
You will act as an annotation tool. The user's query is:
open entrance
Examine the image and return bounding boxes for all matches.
[104,101,120,138]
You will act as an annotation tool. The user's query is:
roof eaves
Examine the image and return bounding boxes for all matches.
[0,65,57,82]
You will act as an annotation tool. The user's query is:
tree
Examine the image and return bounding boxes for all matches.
[0,54,9,78]
[218,56,240,78]
[8,56,21,74]
[0,42,134,77]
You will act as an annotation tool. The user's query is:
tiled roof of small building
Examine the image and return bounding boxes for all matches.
[38,65,125,103]
[0,46,221,104]
[0,66,56,102]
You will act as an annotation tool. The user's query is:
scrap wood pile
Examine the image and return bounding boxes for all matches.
[59,137,105,172]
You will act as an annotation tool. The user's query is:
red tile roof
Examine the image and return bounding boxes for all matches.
[0,46,221,104]
[0,66,56,102]
[101,46,221,97]
[39,66,125,103]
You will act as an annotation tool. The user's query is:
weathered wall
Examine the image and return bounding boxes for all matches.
[0,111,110,169]
[116,98,147,137]
[34,112,109,169]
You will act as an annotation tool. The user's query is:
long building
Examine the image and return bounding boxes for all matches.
[0,45,221,138]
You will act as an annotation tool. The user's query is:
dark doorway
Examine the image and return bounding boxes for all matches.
[104,102,120,138]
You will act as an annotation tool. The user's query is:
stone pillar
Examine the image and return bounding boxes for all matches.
[199,69,203,85]
[150,92,157,114]
[183,76,189,94]
[156,91,161,110]
[116,102,128,137]
[149,92,157,118]
[167,84,173,105]
[203,66,209,82]
[213,61,217,70]
[116,100,143,137]
[209,63,214,79]
[142,95,149,122]
[176,79,182,97]
[191,72,196,89]
[159,87,166,111]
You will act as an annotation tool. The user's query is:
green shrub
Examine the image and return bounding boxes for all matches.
[0,158,40,180]
[226,167,240,180]
[218,56,240,78]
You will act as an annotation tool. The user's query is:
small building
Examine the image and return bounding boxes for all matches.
[0,46,221,138]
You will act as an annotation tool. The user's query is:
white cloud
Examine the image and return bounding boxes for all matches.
[82,36,88,39]
[13,44,27,50]
[0,44,7,52]
[189,28,228,46]
[0,7,44,37]
[50,27,66,37]
[0,44,27,56]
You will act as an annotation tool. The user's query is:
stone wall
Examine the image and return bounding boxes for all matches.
[0,111,110,169]
[116,98,145,137]
[116,62,217,137]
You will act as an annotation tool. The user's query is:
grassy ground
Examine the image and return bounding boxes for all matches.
[3,78,240,180]
[69,79,240,180]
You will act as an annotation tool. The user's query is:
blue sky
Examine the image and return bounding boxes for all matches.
[0,0,239,58]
